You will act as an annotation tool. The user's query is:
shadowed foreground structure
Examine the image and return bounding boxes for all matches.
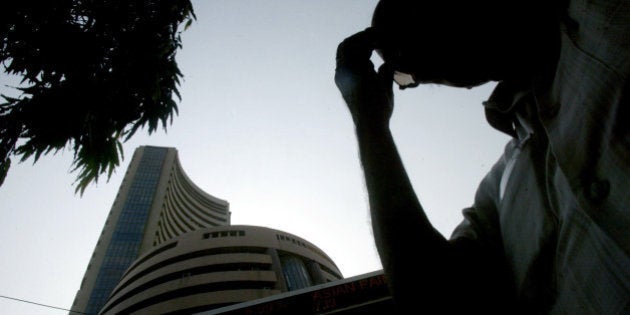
[198,270,393,315]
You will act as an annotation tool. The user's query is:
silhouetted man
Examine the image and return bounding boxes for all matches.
[335,0,630,313]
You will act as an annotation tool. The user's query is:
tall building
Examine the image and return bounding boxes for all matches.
[70,146,343,315]
[71,146,231,314]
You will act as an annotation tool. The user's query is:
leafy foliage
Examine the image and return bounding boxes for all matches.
[0,0,195,194]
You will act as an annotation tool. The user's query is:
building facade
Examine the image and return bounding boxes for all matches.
[71,146,231,314]
[70,146,343,315]
[99,226,343,314]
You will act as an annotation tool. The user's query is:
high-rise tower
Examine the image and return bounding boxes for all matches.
[71,146,231,314]
[70,146,343,315]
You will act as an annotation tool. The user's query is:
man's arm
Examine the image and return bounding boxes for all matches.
[335,28,454,309]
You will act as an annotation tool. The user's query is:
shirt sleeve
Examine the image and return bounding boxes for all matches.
[451,138,517,244]
[445,138,520,313]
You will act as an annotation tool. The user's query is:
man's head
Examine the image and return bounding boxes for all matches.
[370,0,516,89]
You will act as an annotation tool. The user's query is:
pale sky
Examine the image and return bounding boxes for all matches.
[0,1,509,314]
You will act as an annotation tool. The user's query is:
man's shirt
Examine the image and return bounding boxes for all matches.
[451,0,630,312]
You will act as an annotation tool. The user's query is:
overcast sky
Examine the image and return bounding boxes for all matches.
[0,1,509,313]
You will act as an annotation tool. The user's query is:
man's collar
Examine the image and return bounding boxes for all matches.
[483,80,533,138]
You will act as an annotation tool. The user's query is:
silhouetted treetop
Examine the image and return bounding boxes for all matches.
[0,0,195,195]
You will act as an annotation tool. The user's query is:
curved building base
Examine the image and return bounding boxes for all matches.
[100,225,343,314]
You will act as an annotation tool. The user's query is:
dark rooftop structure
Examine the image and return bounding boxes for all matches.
[196,270,395,315]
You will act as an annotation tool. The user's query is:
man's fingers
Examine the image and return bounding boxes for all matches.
[334,28,380,99]
[336,27,377,70]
